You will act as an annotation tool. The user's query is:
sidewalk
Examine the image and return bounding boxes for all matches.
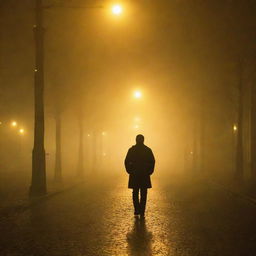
[0,170,81,217]
[204,175,256,206]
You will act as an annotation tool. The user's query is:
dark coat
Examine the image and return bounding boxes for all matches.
[124,144,155,189]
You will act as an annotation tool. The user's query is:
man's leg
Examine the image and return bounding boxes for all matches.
[132,188,140,215]
[140,188,148,217]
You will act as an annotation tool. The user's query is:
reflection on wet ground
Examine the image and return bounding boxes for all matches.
[100,178,173,256]
[126,217,153,256]
[1,176,256,255]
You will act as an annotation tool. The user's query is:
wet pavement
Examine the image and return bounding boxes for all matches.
[1,175,256,256]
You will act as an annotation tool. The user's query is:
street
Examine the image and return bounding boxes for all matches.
[1,175,256,256]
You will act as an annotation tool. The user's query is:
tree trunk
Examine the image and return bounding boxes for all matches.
[251,80,256,181]
[54,113,62,182]
[200,89,205,173]
[193,118,198,172]
[77,113,84,177]
[235,60,244,182]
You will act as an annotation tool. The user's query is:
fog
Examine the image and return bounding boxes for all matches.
[0,0,256,192]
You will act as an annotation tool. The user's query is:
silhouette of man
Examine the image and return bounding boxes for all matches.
[125,134,155,218]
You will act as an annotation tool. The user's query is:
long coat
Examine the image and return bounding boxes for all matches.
[124,144,155,189]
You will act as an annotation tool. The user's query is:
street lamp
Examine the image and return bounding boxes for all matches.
[19,128,25,135]
[111,4,123,16]
[11,121,18,127]
[232,123,238,175]
[134,90,142,99]
[30,0,46,197]
[233,124,238,132]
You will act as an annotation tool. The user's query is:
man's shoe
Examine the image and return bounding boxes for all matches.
[134,211,140,216]
[140,213,145,219]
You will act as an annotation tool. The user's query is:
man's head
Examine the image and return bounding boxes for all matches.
[136,134,144,145]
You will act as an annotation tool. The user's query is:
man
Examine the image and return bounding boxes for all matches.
[125,134,155,218]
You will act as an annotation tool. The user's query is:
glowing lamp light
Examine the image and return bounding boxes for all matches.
[134,91,142,99]
[111,4,123,16]
[11,121,17,127]
[19,128,25,135]
[233,124,238,132]
[102,132,106,136]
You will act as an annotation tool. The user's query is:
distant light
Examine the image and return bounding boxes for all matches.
[134,124,139,129]
[233,124,238,132]
[134,91,142,99]
[134,117,141,122]
[0,121,2,125]
[102,132,106,136]
[34,69,38,72]
[87,134,91,137]
[11,121,17,127]
[190,151,193,155]
[19,128,25,135]
[112,4,123,16]
[103,153,107,157]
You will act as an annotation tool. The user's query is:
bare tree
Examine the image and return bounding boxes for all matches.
[234,59,244,182]
[77,106,84,178]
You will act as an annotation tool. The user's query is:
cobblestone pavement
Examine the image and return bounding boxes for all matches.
[1,175,256,256]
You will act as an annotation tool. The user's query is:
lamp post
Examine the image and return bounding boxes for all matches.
[30,0,46,197]
[54,110,62,183]
[77,108,84,178]
[233,124,238,175]
[18,128,26,165]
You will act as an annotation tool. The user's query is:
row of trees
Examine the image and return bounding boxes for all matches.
[180,0,256,183]
[28,0,256,195]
